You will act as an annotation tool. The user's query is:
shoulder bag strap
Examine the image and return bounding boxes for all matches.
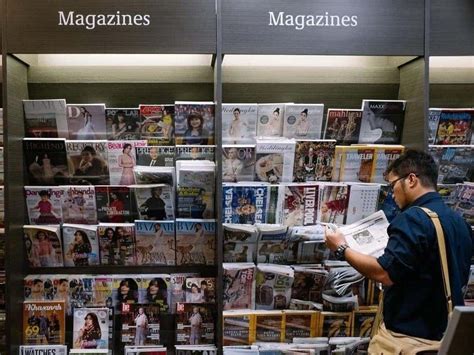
[416,206,453,316]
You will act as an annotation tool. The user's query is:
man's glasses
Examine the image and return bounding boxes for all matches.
[387,173,418,192]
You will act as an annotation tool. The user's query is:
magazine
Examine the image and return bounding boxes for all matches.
[256,224,288,264]
[132,184,174,220]
[223,224,258,263]
[62,224,100,266]
[256,104,286,138]
[139,104,175,145]
[318,312,352,337]
[72,307,109,349]
[283,310,318,342]
[136,146,175,167]
[140,275,172,312]
[175,101,215,145]
[23,225,63,268]
[223,311,254,346]
[67,104,107,140]
[175,219,215,266]
[124,346,167,355]
[293,140,336,182]
[223,183,271,225]
[98,223,137,265]
[121,304,161,346]
[452,183,474,225]
[95,185,134,223]
[23,99,68,138]
[429,145,474,184]
[185,277,216,303]
[255,264,294,310]
[255,139,295,183]
[106,108,141,140]
[66,140,109,185]
[352,308,377,337]
[22,301,66,345]
[112,276,141,311]
[133,166,175,186]
[345,183,380,224]
[428,108,441,145]
[175,345,218,355]
[107,140,147,185]
[19,345,68,355]
[291,266,329,303]
[324,109,363,145]
[277,183,319,227]
[25,186,64,225]
[175,303,216,345]
[359,100,406,144]
[170,273,199,314]
[23,138,69,185]
[69,276,95,313]
[94,275,113,308]
[254,311,284,342]
[223,263,255,310]
[372,145,404,183]
[24,276,46,301]
[176,145,216,161]
[61,185,98,224]
[332,146,376,183]
[435,108,473,145]
[223,145,256,182]
[222,104,258,144]
[135,220,175,266]
[318,183,349,224]
[283,104,324,140]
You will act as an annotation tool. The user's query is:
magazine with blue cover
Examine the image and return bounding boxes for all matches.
[222,183,271,225]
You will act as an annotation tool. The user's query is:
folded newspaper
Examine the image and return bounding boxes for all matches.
[326,210,389,257]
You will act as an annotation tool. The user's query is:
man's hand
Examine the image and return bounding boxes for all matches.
[324,226,347,251]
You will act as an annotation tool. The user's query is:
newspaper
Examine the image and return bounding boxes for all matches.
[332,210,389,257]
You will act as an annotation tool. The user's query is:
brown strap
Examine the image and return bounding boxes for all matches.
[416,207,453,316]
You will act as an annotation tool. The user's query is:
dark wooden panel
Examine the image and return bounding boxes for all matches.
[7,0,216,54]
[28,83,214,106]
[222,0,424,55]
[430,84,474,108]
[4,55,29,352]
[431,0,474,55]
[398,58,427,149]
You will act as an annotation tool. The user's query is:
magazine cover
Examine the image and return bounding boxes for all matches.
[107,140,147,185]
[223,145,256,182]
[256,225,288,264]
[428,108,441,145]
[293,140,336,182]
[66,140,109,185]
[453,183,474,225]
[222,104,258,144]
[283,311,318,342]
[332,146,376,183]
[23,138,69,185]
[94,276,113,308]
[175,219,215,266]
[95,185,134,223]
[112,276,141,311]
[318,312,352,337]
[435,108,473,145]
[62,224,100,266]
[23,301,65,345]
[24,276,46,301]
[140,275,172,312]
[255,139,295,183]
[283,104,324,140]
[133,166,175,186]
[69,276,95,313]
[277,183,319,227]
[223,263,255,310]
[72,307,109,349]
[23,99,68,138]
[175,345,217,355]
[372,145,404,184]
[25,186,64,225]
[223,311,254,346]
[136,146,175,167]
[67,104,107,140]
[345,184,380,224]
[185,278,216,303]
[133,184,174,220]
[135,220,175,266]
[255,265,294,310]
[324,109,363,145]
[429,145,474,184]
[175,303,216,345]
[352,308,377,337]
[256,104,286,137]
[19,345,68,355]
[98,223,136,265]
[291,266,328,303]
[106,108,141,140]
[223,241,256,263]
[139,104,175,145]
[318,184,349,224]
[62,185,98,224]
[170,273,199,314]
[176,145,215,161]
[24,225,63,268]
[359,100,406,144]
[175,102,215,145]
[223,224,259,244]
[121,304,161,346]
[222,184,271,224]
[254,311,284,342]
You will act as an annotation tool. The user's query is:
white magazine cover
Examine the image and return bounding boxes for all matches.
[283,104,324,140]
[222,104,258,144]
[255,139,296,183]
[345,183,380,225]
[255,264,294,310]
[19,345,68,355]
[23,99,68,138]
[62,185,97,224]
[107,140,147,185]
[62,224,100,266]
[222,145,256,182]
[72,307,110,350]
[276,183,319,227]
[67,104,107,140]
[25,186,64,225]
[256,103,288,138]
[223,263,256,310]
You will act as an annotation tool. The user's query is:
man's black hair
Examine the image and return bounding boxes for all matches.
[385,149,438,189]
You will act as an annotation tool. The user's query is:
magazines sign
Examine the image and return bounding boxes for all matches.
[7,0,216,53]
[222,0,424,55]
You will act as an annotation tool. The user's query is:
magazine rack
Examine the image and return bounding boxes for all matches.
[1,0,473,353]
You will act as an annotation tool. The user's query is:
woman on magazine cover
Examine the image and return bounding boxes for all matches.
[223,147,244,182]
[146,278,168,309]
[77,106,97,140]
[118,143,136,185]
[117,278,139,305]
[228,107,248,142]
[295,108,310,137]
[66,229,93,266]
[107,192,125,223]
[183,113,209,145]
[74,312,102,349]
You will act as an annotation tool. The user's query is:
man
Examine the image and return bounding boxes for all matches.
[325,150,472,344]
[140,186,167,220]
[134,307,148,345]
[148,147,160,166]
[189,306,203,345]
